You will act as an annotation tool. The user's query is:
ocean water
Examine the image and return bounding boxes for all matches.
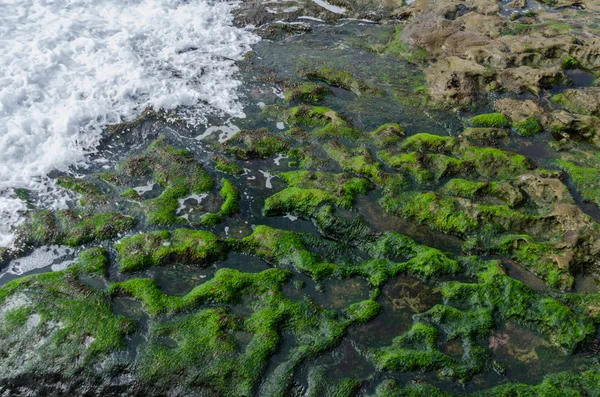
[0,0,258,246]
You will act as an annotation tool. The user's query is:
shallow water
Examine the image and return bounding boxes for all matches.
[2,8,600,395]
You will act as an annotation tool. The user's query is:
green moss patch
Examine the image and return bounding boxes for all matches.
[468,113,511,129]
[116,228,228,272]
[18,209,135,247]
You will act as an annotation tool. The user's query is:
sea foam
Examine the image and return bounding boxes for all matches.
[0,0,258,247]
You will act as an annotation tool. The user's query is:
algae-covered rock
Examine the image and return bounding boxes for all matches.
[300,67,380,96]
[370,123,406,148]
[552,88,600,117]
[214,155,244,176]
[116,228,228,272]
[120,136,215,225]
[545,110,600,146]
[18,209,135,247]
[283,82,333,103]
[264,171,370,218]
[223,128,289,159]
[0,248,135,383]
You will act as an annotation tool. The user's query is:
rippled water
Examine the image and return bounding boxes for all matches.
[0,0,258,246]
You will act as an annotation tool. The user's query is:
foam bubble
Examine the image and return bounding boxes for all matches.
[0,0,259,246]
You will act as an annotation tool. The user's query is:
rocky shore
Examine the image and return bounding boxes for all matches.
[2,0,600,395]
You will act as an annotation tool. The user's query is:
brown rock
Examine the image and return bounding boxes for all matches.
[401,12,460,54]
[500,66,564,95]
[494,98,544,122]
[458,13,506,38]
[559,88,600,116]
[425,56,488,105]
[545,110,600,145]
[507,0,527,8]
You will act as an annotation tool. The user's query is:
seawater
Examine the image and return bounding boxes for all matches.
[0,0,258,246]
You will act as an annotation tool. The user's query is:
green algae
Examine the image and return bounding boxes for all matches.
[0,248,135,376]
[115,136,215,225]
[282,105,360,139]
[324,142,408,193]
[264,171,370,216]
[223,128,289,159]
[557,160,600,206]
[199,178,241,226]
[493,234,573,290]
[121,188,143,200]
[478,366,600,396]
[514,117,543,137]
[442,179,488,198]
[283,82,333,103]
[110,266,380,396]
[116,228,228,272]
[300,67,379,96]
[239,225,336,279]
[458,147,533,180]
[468,113,511,129]
[56,176,106,206]
[399,133,457,153]
[19,209,135,247]
[381,192,477,235]
[214,155,244,176]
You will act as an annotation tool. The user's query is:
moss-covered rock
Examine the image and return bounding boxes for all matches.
[467,113,511,129]
[214,156,244,176]
[116,228,228,272]
[514,116,543,136]
[370,123,406,148]
[264,171,370,217]
[283,82,333,103]
[300,67,380,97]
[283,105,360,139]
[18,209,135,247]
[0,248,135,381]
[223,128,289,159]
[120,136,215,225]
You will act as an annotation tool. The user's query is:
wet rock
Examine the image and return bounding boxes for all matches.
[460,127,510,141]
[553,88,600,117]
[425,56,488,105]
[500,66,565,95]
[401,12,460,55]
[458,13,505,38]
[545,110,600,145]
[441,30,505,58]
[494,98,544,123]
[507,0,527,8]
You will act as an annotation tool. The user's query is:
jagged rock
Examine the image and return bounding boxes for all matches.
[557,88,600,116]
[500,66,564,95]
[442,30,505,58]
[401,12,460,54]
[545,110,600,145]
[507,0,527,8]
[458,13,505,38]
[425,56,488,105]
[494,98,544,122]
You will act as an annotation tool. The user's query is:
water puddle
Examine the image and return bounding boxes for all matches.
[0,245,79,286]
[348,275,442,347]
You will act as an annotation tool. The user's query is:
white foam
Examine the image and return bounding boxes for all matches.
[273,154,289,165]
[0,245,77,278]
[258,170,275,189]
[176,193,208,215]
[311,0,346,14]
[196,123,240,143]
[0,0,259,246]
